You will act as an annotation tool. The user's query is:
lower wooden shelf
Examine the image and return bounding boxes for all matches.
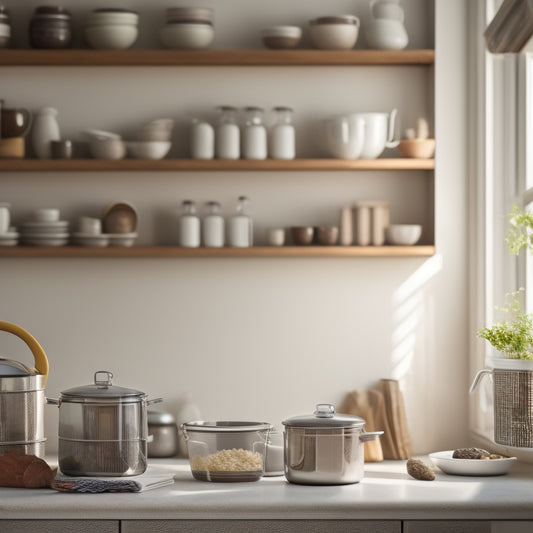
[0,245,436,258]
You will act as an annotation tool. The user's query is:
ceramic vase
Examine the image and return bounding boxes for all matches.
[32,107,60,159]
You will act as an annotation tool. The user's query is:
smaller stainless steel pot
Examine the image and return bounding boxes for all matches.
[148,410,178,458]
[48,370,161,477]
[282,403,383,485]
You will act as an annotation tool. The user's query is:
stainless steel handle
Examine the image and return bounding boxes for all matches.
[359,431,384,442]
[146,398,163,406]
[46,397,60,406]
[469,369,493,394]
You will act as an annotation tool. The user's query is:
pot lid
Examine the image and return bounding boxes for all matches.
[0,357,37,376]
[282,403,366,428]
[60,371,147,402]
[148,410,176,425]
[182,421,272,432]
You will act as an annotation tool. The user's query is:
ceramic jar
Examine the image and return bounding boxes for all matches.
[179,200,200,248]
[215,106,240,160]
[366,0,408,50]
[29,6,72,49]
[269,106,295,160]
[242,107,267,160]
[31,107,60,159]
[191,119,214,159]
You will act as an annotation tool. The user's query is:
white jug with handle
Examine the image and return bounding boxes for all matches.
[367,0,409,50]
[324,114,365,159]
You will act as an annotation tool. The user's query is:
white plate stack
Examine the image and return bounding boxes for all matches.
[20,209,69,246]
[0,227,19,246]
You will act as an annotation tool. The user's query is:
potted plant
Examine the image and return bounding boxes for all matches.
[471,206,533,447]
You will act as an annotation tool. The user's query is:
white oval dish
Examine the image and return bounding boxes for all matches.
[428,450,517,476]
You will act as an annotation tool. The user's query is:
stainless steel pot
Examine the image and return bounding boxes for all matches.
[0,321,49,457]
[147,410,178,458]
[48,370,161,477]
[282,403,383,485]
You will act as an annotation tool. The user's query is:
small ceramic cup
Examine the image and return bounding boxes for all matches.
[33,208,60,222]
[51,139,73,159]
[0,202,10,233]
[267,228,285,246]
[79,216,102,235]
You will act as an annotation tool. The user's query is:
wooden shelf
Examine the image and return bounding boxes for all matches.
[0,49,435,67]
[0,158,435,172]
[0,245,436,258]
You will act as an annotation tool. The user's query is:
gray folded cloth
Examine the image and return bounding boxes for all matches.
[51,467,175,493]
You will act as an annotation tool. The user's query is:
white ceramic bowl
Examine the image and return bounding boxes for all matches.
[160,23,214,50]
[137,119,175,142]
[386,224,422,245]
[309,22,359,50]
[81,129,122,142]
[429,450,517,476]
[84,24,138,50]
[89,139,126,160]
[126,141,171,160]
[86,12,139,25]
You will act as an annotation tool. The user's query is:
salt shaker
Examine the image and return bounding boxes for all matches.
[202,201,224,248]
[269,106,295,160]
[242,106,267,160]
[179,200,200,248]
[215,106,240,160]
[228,196,253,247]
[190,118,214,159]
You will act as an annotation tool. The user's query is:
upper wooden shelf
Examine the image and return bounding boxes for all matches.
[0,158,434,172]
[0,49,435,67]
[0,245,436,258]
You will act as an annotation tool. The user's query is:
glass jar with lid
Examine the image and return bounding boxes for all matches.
[228,196,253,247]
[215,106,240,160]
[269,106,295,160]
[202,201,224,248]
[242,106,267,160]
[179,200,200,248]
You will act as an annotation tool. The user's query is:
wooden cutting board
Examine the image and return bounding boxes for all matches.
[339,390,384,462]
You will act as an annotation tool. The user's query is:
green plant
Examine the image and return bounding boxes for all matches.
[507,205,533,255]
[477,289,533,360]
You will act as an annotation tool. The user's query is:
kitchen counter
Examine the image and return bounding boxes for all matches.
[1,458,533,523]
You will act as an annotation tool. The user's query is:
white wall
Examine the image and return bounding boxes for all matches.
[0,0,469,455]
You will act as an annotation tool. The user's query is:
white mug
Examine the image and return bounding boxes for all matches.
[79,216,102,235]
[0,203,10,234]
[267,228,285,246]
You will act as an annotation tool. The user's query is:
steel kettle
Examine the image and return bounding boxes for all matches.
[0,320,49,457]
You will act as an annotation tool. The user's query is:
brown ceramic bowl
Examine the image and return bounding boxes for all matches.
[398,139,435,159]
[315,226,339,245]
[290,226,314,245]
[102,202,138,234]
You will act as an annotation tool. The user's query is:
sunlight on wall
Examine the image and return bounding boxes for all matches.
[391,255,443,381]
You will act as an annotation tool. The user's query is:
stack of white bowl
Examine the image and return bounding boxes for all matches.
[20,208,69,246]
[160,7,214,49]
[84,8,139,50]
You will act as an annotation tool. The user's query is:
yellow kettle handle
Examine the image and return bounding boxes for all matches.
[0,320,49,376]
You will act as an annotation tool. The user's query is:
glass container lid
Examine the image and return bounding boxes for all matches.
[282,403,366,428]
[60,371,147,403]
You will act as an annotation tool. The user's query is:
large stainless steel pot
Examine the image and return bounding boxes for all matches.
[282,403,383,485]
[0,321,49,457]
[48,370,161,477]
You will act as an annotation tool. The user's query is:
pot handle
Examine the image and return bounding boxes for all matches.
[359,430,384,442]
[146,398,163,406]
[46,397,60,406]
[385,108,400,148]
[0,320,49,377]
[469,369,493,394]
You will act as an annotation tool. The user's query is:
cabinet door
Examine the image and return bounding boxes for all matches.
[0,520,119,533]
[404,521,533,533]
[122,519,401,532]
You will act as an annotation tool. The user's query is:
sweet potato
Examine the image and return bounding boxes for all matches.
[0,454,55,488]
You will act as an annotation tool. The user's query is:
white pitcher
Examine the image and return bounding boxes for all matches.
[367,0,409,50]
[31,107,60,159]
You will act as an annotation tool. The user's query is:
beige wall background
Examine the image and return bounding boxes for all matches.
[0,0,469,455]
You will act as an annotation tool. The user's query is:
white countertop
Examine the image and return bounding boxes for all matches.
[1,459,533,521]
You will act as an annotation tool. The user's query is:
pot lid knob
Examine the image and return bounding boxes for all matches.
[94,370,113,388]
[314,403,335,418]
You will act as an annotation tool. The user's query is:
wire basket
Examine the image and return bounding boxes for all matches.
[493,369,533,448]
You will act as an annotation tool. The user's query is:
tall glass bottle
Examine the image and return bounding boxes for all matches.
[179,200,200,248]
[228,196,253,247]
[202,201,224,248]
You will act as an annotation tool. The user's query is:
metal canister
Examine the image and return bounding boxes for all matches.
[0,321,49,457]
